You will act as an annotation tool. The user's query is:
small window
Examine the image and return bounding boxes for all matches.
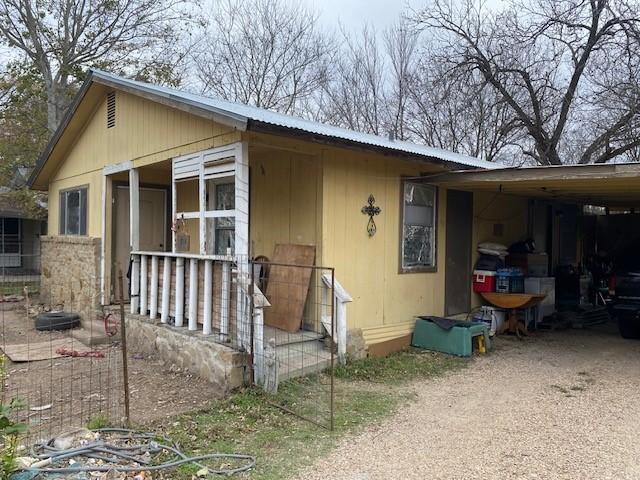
[400,181,437,272]
[0,218,21,254]
[59,187,88,235]
[214,182,235,255]
[106,91,116,128]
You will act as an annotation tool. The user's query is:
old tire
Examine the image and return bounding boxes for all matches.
[35,312,81,332]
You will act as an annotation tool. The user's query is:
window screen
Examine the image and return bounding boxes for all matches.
[0,218,21,254]
[59,187,88,235]
[215,183,235,255]
[401,181,436,271]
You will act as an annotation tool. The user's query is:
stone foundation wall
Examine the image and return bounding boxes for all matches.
[347,328,367,360]
[125,315,246,392]
[40,235,101,323]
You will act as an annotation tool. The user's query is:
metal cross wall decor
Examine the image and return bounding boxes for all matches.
[361,194,382,237]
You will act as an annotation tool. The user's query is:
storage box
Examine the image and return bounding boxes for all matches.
[496,269,525,293]
[412,317,491,357]
[473,270,496,293]
[506,253,549,277]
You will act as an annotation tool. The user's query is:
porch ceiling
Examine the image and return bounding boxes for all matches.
[427,162,640,206]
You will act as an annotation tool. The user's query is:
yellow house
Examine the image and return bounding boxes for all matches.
[29,70,502,388]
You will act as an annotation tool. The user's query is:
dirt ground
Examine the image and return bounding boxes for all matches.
[298,323,640,480]
[0,304,224,441]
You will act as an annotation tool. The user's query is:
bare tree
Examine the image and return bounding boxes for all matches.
[194,0,332,115]
[320,25,387,135]
[0,0,194,133]
[384,21,419,141]
[412,0,640,165]
[407,57,523,163]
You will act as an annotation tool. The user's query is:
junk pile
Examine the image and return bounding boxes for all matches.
[11,427,256,479]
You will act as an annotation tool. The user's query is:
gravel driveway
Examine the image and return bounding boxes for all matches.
[298,325,640,480]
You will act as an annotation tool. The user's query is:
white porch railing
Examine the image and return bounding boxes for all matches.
[129,252,267,357]
[130,251,351,387]
[320,273,353,365]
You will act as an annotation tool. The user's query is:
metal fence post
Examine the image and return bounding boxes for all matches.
[118,269,131,427]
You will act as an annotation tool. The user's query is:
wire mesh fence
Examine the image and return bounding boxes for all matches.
[0,253,125,443]
[251,260,336,430]
[1,250,338,445]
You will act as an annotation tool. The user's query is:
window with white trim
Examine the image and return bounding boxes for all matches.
[172,145,238,255]
[206,181,235,255]
[400,181,437,272]
[59,187,88,235]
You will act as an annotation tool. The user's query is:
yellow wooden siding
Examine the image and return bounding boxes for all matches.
[321,149,447,333]
[249,150,321,259]
[48,91,239,238]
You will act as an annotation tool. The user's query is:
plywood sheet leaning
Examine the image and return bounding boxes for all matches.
[2,338,94,362]
[264,244,316,333]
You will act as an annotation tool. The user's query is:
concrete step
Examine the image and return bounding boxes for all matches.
[276,339,332,381]
[263,325,324,346]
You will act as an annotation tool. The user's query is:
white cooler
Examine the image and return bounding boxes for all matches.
[524,277,556,325]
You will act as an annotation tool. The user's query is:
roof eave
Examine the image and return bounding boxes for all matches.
[28,72,96,190]
[247,120,486,170]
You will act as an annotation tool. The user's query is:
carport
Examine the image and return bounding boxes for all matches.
[429,162,640,337]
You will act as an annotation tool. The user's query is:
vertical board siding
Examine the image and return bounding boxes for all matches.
[249,150,320,259]
[321,150,447,331]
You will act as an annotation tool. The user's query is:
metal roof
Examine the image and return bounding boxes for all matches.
[426,162,640,206]
[89,70,499,170]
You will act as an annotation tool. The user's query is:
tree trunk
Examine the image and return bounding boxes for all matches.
[45,81,61,136]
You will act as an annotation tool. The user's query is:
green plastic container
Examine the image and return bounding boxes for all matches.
[411,317,491,357]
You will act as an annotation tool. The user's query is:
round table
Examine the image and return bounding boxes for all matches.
[480,292,547,337]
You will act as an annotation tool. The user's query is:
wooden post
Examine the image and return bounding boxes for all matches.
[203,259,213,335]
[149,255,159,319]
[188,258,198,330]
[129,168,140,250]
[161,256,171,323]
[175,256,185,327]
[129,168,140,315]
[100,173,107,305]
[130,255,140,314]
[199,159,206,254]
[253,307,265,385]
[118,270,131,427]
[220,261,230,341]
[139,254,148,315]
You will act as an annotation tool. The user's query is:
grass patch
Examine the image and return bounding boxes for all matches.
[0,281,39,296]
[87,414,111,430]
[151,348,467,479]
[335,348,468,384]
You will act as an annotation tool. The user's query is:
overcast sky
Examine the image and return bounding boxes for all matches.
[302,0,413,33]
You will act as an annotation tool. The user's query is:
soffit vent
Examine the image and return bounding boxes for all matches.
[106,91,116,128]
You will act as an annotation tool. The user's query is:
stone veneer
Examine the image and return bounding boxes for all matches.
[346,328,367,360]
[40,235,102,323]
[125,315,247,391]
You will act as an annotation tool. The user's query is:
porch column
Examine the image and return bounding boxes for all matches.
[235,142,250,350]
[188,258,199,330]
[129,168,140,313]
[235,141,250,258]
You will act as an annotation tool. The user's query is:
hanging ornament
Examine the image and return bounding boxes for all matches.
[361,194,382,237]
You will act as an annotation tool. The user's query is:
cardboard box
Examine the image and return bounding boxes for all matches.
[507,253,548,277]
